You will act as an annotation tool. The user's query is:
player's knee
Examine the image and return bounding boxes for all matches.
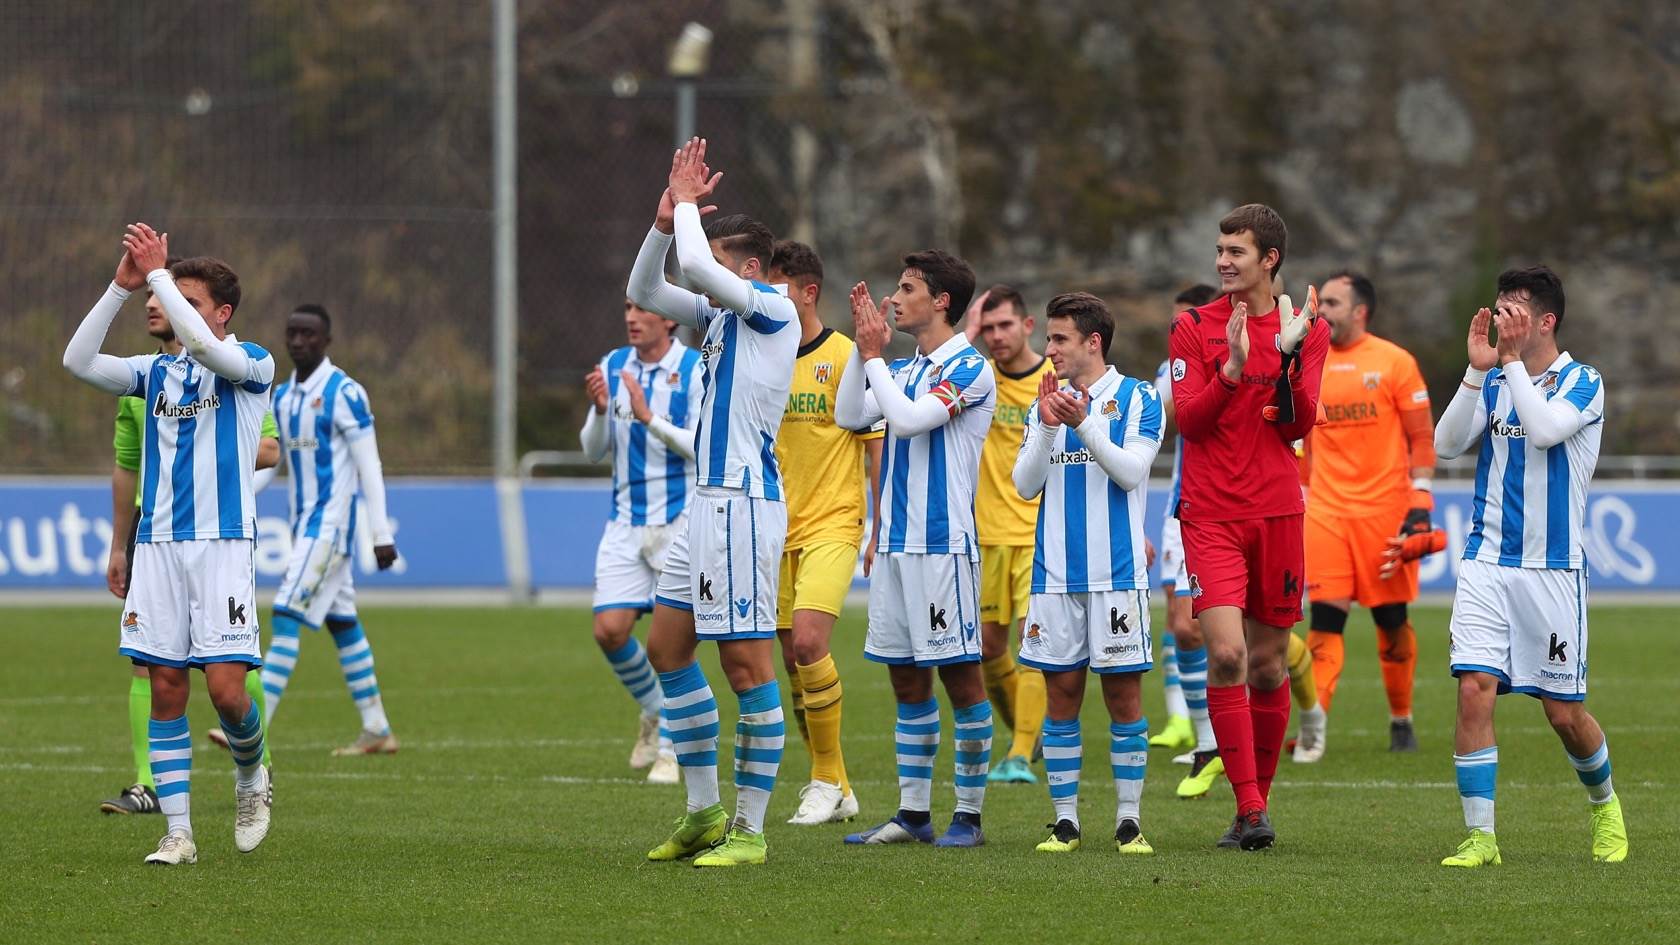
[1310,602,1349,634]
[1206,643,1246,683]
[979,622,1007,658]
[1370,603,1408,633]
[591,616,631,652]
[790,629,829,666]
[1456,671,1500,703]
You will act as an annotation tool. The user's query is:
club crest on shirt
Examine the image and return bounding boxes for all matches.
[669,371,682,386]
[813,361,834,385]
[1540,372,1559,393]
[311,396,323,409]
[1101,399,1119,418]
[1363,371,1382,390]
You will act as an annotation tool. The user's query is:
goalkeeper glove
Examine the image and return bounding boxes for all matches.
[1262,290,1315,424]
[1378,489,1445,578]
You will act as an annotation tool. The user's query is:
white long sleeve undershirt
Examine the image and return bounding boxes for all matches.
[627,228,702,328]
[861,357,956,437]
[645,415,696,460]
[1013,417,1055,499]
[672,202,752,315]
[834,350,881,430]
[580,406,610,462]
[347,429,394,546]
[62,282,139,394]
[1074,413,1159,492]
[146,269,272,386]
[1500,359,1588,449]
[1434,368,1489,460]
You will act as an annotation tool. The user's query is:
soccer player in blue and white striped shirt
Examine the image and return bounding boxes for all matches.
[581,300,704,785]
[1012,293,1164,854]
[836,250,999,848]
[63,225,274,865]
[1434,266,1627,868]
[254,304,403,757]
[627,138,800,867]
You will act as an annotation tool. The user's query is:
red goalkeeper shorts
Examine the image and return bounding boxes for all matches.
[1181,514,1306,628]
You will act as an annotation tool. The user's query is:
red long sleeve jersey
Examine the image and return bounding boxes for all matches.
[1167,294,1330,522]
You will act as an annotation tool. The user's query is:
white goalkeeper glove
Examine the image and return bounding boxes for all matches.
[1277,285,1317,355]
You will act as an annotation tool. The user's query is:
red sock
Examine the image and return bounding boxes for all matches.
[1250,682,1292,804]
[1207,684,1263,814]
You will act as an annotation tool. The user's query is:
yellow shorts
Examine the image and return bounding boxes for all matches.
[980,544,1033,627]
[776,541,859,629]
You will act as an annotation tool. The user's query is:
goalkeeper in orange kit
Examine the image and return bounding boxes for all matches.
[1296,272,1444,761]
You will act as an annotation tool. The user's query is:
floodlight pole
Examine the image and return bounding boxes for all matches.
[492,0,532,600]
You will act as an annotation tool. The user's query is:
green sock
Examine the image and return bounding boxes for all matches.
[245,669,272,767]
[129,674,154,788]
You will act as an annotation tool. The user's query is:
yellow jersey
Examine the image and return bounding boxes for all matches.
[976,355,1052,547]
[777,328,883,549]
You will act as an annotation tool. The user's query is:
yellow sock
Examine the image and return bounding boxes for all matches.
[1287,632,1319,711]
[1010,667,1046,760]
[787,669,812,760]
[982,653,1019,733]
[797,656,848,794]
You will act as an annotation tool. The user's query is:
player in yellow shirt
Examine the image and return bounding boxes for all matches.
[963,286,1053,784]
[767,240,884,825]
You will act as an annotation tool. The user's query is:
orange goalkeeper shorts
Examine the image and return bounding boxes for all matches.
[1304,505,1417,608]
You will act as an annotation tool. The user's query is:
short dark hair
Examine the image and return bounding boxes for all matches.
[1219,203,1288,281]
[769,240,823,290]
[1496,265,1566,330]
[292,303,332,332]
[1324,270,1377,321]
[902,250,976,325]
[703,214,775,271]
[1045,291,1115,357]
[169,256,242,315]
[1174,284,1219,308]
[980,284,1027,319]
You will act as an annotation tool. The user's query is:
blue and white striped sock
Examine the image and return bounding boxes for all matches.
[1162,633,1189,719]
[218,701,265,789]
[660,662,721,812]
[952,701,993,816]
[657,706,675,760]
[1111,718,1149,826]
[604,637,663,717]
[895,699,940,814]
[1178,646,1215,750]
[1454,746,1498,833]
[329,620,390,735]
[1042,716,1082,828]
[1567,739,1614,804]
[148,715,192,837]
[259,613,302,724]
[732,680,785,835]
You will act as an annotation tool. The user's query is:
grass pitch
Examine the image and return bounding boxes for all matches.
[1,604,1675,943]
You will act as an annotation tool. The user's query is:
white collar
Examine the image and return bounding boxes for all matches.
[289,354,336,393]
[917,332,974,364]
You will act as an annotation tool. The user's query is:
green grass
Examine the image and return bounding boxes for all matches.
[1,604,1675,944]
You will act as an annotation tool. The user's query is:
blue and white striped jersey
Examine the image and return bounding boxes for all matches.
[115,337,274,543]
[1027,367,1165,593]
[598,340,705,524]
[869,334,996,559]
[1154,358,1184,519]
[689,283,800,500]
[273,356,375,552]
[1463,352,1604,570]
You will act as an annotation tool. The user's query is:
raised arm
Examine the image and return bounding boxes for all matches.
[627,227,704,328]
[63,281,145,395]
[1167,311,1238,441]
[1436,308,1498,459]
[835,349,883,430]
[672,202,752,316]
[1274,317,1331,441]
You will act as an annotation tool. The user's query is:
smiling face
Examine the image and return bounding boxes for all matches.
[1044,314,1100,381]
[1215,229,1276,298]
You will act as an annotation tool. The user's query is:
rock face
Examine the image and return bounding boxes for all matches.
[776,0,1680,453]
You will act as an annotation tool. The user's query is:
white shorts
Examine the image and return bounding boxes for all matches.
[593,517,681,614]
[1019,588,1154,674]
[1157,516,1190,595]
[864,553,982,667]
[655,488,785,640]
[1449,557,1589,701]
[273,527,356,629]
[119,539,262,668]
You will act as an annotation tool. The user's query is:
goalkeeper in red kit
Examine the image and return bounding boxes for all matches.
[1167,204,1330,850]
